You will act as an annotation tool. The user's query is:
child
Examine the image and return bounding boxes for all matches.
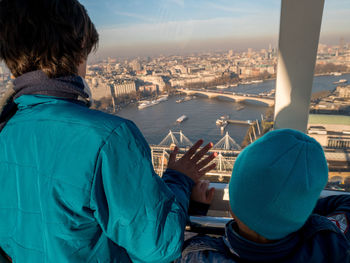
[179,129,350,263]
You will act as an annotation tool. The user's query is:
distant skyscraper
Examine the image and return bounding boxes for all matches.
[318,44,327,54]
[130,60,142,71]
[339,37,345,53]
[0,66,4,82]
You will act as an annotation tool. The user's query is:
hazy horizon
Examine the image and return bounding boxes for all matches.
[81,0,350,62]
[88,33,350,62]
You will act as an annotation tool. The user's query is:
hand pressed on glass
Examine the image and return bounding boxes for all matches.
[191,180,215,205]
[167,139,217,183]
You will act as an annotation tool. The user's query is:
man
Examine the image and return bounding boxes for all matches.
[0,0,216,262]
[179,129,350,263]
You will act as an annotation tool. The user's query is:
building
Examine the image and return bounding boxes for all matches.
[130,60,142,71]
[337,85,350,98]
[139,76,166,92]
[169,74,217,87]
[113,81,136,97]
[86,77,113,101]
[307,114,350,149]
[140,84,158,93]
[228,50,234,58]
[0,66,4,83]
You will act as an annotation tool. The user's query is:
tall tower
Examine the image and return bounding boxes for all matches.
[0,66,3,83]
[339,37,345,53]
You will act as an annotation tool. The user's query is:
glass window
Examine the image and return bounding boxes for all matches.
[1,0,349,191]
[79,0,281,184]
[311,0,350,192]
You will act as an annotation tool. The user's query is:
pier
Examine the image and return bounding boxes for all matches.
[227,119,252,125]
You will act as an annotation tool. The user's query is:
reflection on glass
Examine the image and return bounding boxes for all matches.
[1,0,349,190]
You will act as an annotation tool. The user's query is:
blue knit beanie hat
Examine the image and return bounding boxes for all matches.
[229,129,328,240]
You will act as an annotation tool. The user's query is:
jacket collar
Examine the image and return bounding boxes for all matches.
[0,70,91,132]
[223,220,299,262]
[14,94,87,109]
[13,70,90,103]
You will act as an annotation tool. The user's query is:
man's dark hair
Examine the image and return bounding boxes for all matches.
[0,0,99,78]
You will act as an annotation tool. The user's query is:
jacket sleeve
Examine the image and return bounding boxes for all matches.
[313,194,350,239]
[90,121,194,263]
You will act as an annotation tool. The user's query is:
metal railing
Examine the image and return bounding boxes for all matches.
[187,183,350,234]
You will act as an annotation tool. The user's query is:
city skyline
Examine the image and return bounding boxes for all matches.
[81,0,350,60]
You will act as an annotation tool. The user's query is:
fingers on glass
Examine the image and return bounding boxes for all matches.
[168,146,178,165]
[197,152,217,170]
[198,163,217,177]
[191,142,213,163]
[201,180,209,191]
[207,188,215,202]
[184,139,203,158]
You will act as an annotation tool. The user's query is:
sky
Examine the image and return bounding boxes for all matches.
[79,0,350,60]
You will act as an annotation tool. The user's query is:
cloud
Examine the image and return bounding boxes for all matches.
[113,11,154,22]
[93,0,350,56]
[167,0,185,8]
[99,13,279,49]
[206,2,258,15]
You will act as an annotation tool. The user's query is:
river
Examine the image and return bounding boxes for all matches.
[116,74,350,146]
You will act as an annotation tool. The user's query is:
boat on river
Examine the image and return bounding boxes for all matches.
[155,95,168,103]
[138,99,160,110]
[241,80,263,85]
[333,79,348,85]
[217,85,229,89]
[176,115,188,123]
[216,115,229,129]
[332,72,342,76]
[177,96,195,103]
[138,101,153,109]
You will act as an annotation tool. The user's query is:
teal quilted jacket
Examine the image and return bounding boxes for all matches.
[0,95,193,263]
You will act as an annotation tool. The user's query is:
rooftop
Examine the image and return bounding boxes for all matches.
[308,114,350,126]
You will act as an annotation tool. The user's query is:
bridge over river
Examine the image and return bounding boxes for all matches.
[151,131,241,181]
[177,88,275,107]
[151,131,350,183]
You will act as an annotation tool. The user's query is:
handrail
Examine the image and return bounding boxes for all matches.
[188,184,350,233]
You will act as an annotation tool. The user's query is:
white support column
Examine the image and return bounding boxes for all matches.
[274,0,325,132]
[218,153,223,172]
[151,148,154,166]
[252,124,257,140]
[256,120,261,135]
[249,132,253,143]
[161,149,165,175]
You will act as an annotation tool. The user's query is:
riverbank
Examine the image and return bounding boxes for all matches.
[93,72,350,113]
[107,73,350,146]
[238,71,350,84]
